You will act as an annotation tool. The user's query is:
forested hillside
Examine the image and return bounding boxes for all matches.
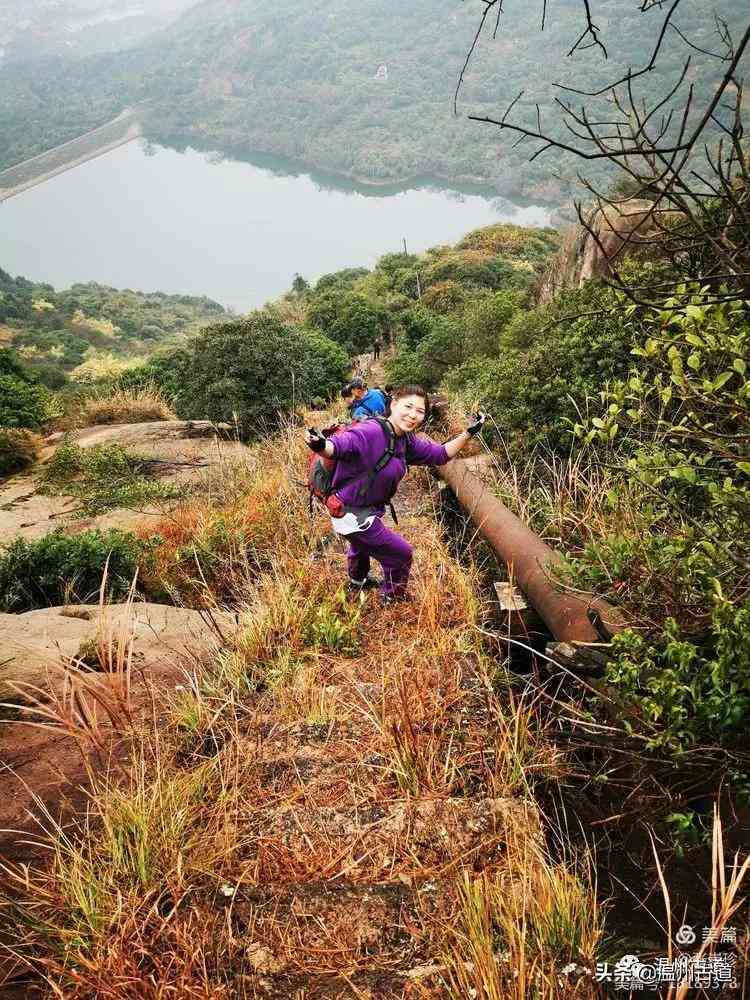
[0,268,225,387]
[1,0,745,201]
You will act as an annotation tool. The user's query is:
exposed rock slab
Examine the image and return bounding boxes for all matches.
[0,602,235,865]
[0,601,229,702]
[0,420,246,542]
[539,198,678,302]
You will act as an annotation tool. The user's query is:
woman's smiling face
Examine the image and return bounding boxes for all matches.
[389,393,427,434]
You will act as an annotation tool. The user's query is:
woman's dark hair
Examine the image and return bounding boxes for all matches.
[389,385,431,420]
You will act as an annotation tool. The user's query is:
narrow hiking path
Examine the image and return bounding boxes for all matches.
[0,424,598,999]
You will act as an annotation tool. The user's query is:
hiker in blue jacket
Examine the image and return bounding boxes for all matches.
[342,378,387,420]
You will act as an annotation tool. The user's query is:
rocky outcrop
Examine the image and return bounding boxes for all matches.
[0,419,246,542]
[0,421,245,874]
[538,198,675,303]
[0,601,234,871]
[0,601,231,703]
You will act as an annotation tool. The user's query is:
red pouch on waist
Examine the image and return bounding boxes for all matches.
[325,494,345,518]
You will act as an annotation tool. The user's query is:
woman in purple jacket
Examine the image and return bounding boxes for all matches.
[305,385,485,602]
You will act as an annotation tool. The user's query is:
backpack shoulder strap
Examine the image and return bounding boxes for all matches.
[372,417,396,473]
[355,418,397,498]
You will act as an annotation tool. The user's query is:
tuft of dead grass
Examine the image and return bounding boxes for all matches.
[0,566,139,754]
[0,426,43,478]
[441,842,603,1000]
[73,387,176,427]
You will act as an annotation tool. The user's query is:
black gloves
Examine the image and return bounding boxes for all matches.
[467,412,487,437]
[306,427,327,453]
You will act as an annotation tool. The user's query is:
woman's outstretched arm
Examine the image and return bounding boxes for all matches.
[444,414,486,456]
[410,412,487,464]
[443,428,473,460]
[305,421,372,459]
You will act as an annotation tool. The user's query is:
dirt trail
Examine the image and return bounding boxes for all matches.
[0,452,551,998]
[0,404,568,1000]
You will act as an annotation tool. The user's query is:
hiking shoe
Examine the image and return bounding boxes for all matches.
[347,575,382,593]
[379,591,411,605]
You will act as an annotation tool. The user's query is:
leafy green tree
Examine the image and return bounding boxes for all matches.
[463,290,521,358]
[444,282,635,453]
[291,273,310,295]
[0,348,56,428]
[140,324,166,341]
[314,268,368,294]
[114,346,192,400]
[398,306,434,350]
[306,291,388,355]
[387,314,464,390]
[173,311,348,436]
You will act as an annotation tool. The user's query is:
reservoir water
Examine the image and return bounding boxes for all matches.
[0,141,550,312]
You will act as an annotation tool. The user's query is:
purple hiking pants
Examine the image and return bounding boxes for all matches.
[346,517,413,598]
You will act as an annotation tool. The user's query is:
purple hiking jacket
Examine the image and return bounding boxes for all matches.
[329,418,449,513]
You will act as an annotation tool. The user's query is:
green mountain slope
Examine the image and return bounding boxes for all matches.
[0,268,226,387]
[1,0,745,201]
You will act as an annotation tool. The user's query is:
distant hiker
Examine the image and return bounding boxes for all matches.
[305,386,486,602]
[372,337,382,360]
[341,377,387,420]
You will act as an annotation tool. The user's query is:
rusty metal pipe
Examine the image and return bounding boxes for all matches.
[436,459,622,644]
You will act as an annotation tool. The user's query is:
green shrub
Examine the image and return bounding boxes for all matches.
[420,250,531,294]
[111,345,191,400]
[0,427,41,477]
[0,529,146,612]
[462,290,522,358]
[314,267,369,294]
[40,442,182,516]
[386,314,464,389]
[399,306,435,349]
[26,362,69,390]
[173,312,348,437]
[420,280,469,315]
[0,349,59,428]
[0,347,27,379]
[456,224,560,262]
[564,286,750,762]
[306,291,388,355]
[562,528,723,637]
[604,601,750,753]
[445,282,635,454]
[576,288,750,526]
[0,376,57,428]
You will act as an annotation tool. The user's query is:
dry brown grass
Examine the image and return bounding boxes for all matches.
[73,386,176,427]
[0,426,43,477]
[0,410,586,999]
[0,567,139,755]
[140,467,303,606]
[441,845,604,1000]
